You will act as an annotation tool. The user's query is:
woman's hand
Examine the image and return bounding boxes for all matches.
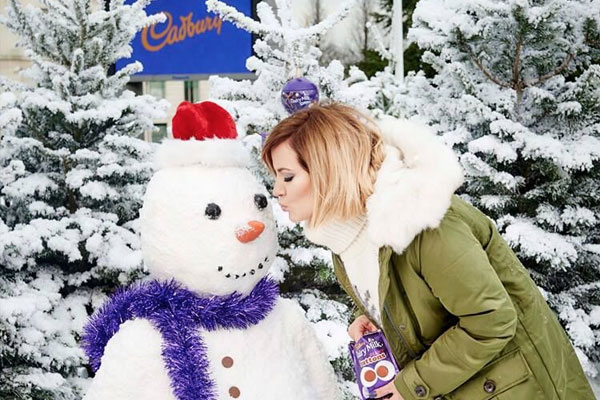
[371,380,404,400]
[348,315,378,341]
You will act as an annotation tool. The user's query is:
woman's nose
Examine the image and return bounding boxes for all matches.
[273,179,284,198]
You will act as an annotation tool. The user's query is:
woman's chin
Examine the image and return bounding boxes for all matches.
[284,209,310,224]
[287,212,303,223]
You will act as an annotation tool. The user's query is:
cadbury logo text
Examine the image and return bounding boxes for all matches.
[141,12,223,52]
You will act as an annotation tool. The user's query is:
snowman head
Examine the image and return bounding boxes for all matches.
[140,101,278,296]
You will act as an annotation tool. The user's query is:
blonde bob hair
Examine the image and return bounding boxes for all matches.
[261,102,385,228]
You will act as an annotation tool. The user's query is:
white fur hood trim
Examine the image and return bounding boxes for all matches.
[366,117,464,255]
[155,138,252,170]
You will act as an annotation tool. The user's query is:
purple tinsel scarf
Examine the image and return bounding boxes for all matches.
[82,277,279,400]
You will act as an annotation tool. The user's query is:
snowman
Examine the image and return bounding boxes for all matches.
[82,101,341,400]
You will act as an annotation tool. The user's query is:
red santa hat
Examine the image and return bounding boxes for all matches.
[155,101,252,170]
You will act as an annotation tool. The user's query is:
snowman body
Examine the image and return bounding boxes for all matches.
[83,131,341,400]
[84,298,337,400]
[202,298,332,399]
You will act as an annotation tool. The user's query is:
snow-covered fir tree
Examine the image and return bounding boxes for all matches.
[205,0,377,396]
[206,0,376,136]
[388,0,600,377]
[0,0,168,397]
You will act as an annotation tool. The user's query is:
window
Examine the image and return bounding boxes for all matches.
[184,81,199,103]
[152,124,167,143]
[147,81,166,99]
[126,82,143,96]
[135,129,146,141]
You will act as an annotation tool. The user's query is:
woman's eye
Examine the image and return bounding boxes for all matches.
[283,176,294,182]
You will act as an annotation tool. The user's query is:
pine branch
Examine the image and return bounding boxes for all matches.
[455,28,512,89]
[6,0,36,52]
[302,0,356,38]
[0,76,28,92]
[526,53,575,88]
[274,0,293,28]
[206,0,267,35]
[206,0,356,39]
[472,56,512,88]
[367,21,392,61]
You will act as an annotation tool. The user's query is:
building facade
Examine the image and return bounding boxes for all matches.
[0,0,221,143]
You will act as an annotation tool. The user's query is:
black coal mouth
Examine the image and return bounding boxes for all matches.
[217,256,269,279]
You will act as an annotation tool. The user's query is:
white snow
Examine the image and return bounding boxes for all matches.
[501,217,579,269]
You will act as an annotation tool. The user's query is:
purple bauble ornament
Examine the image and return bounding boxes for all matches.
[281,77,319,114]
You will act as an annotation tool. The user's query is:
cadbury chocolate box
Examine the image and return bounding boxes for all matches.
[349,330,399,399]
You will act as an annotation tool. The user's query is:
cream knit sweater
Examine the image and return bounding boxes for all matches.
[304,215,382,326]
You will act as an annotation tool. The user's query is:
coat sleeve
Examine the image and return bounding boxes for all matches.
[393,217,518,400]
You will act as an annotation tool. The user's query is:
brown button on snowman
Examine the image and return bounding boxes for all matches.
[81,101,341,400]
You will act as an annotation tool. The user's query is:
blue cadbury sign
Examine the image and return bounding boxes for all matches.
[117,0,253,78]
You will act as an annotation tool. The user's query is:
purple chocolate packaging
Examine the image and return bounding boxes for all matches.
[348,330,399,399]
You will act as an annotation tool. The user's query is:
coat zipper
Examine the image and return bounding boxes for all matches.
[384,304,417,359]
[336,252,418,361]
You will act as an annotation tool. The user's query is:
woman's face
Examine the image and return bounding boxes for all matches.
[271,140,314,223]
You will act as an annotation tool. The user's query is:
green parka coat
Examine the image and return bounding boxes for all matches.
[331,118,595,400]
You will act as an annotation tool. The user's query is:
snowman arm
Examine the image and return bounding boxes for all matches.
[281,299,342,400]
[83,319,176,400]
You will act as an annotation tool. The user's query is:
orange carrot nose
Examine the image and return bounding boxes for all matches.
[235,221,265,243]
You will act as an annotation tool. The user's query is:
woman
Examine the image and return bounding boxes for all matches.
[261,103,595,400]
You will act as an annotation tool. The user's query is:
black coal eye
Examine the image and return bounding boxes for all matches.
[254,194,268,210]
[205,203,221,220]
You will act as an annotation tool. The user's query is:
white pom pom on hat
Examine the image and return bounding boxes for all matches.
[155,101,252,170]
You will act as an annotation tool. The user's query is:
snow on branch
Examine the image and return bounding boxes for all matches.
[206,0,265,34]
[367,21,391,60]
[206,0,356,39]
